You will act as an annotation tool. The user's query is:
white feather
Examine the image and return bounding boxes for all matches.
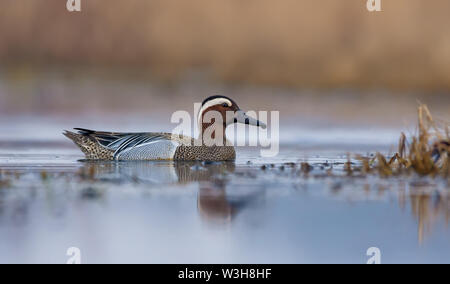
[197,98,232,127]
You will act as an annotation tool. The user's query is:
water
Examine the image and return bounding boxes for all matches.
[0,123,449,263]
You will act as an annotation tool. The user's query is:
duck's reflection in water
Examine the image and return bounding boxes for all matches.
[81,161,263,223]
[197,178,264,224]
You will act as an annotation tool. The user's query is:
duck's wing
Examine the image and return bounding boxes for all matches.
[74,128,192,160]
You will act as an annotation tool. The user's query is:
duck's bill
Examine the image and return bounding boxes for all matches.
[234,110,267,129]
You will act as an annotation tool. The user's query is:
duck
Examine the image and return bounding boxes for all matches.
[64,95,266,161]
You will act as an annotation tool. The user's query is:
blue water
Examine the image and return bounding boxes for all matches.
[0,118,448,264]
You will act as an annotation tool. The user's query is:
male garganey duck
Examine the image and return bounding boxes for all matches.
[64,95,266,161]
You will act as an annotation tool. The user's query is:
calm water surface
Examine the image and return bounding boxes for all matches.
[0,122,449,263]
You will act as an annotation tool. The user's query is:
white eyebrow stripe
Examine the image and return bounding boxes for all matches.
[197,98,232,126]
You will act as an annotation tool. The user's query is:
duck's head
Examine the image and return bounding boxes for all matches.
[198,95,267,130]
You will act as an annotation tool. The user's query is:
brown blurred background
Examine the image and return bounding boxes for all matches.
[0,0,449,122]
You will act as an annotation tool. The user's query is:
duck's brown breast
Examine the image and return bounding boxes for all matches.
[174,145,236,161]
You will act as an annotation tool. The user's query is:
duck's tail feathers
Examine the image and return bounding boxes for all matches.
[73,128,96,135]
[63,130,91,148]
[63,129,114,160]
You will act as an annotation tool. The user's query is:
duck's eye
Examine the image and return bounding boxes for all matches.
[222,103,229,107]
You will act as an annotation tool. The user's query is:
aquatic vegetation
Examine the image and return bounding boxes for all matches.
[359,105,449,178]
[256,105,449,179]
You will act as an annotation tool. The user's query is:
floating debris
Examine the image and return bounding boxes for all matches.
[300,162,313,174]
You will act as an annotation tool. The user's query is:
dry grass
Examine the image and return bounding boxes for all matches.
[356,105,450,177]
[2,1,450,90]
